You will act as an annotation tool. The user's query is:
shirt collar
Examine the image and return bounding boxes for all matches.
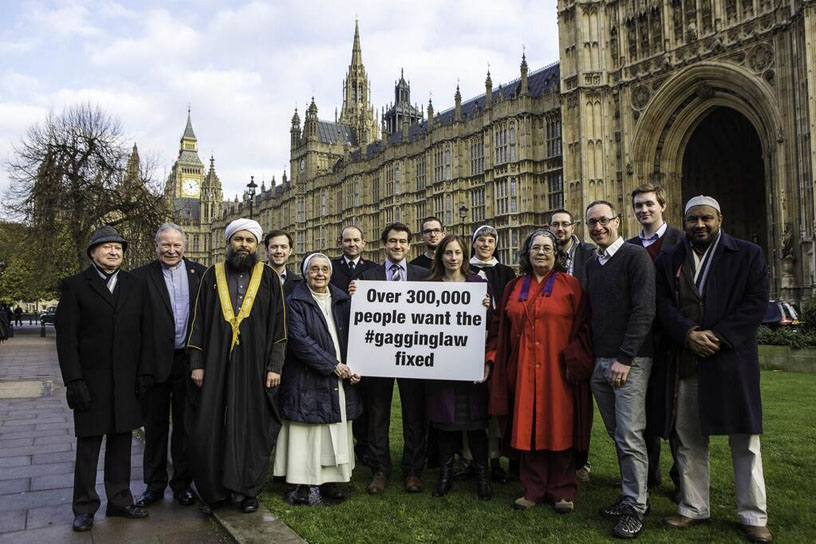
[344,256,361,266]
[385,258,405,270]
[161,259,184,272]
[639,222,667,242]
[599,236,624,259]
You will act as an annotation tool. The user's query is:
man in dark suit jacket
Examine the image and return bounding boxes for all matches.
[625,183,684,495]
[549,209,595,286]
[330,225,378,293]
[55,226,151,532]
[131,223,206,508]
[264,229,302,297]
[358,222,430,495]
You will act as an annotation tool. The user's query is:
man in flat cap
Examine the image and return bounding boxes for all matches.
[186,218,287,514]
[132,223,205,508]
[655,196,772,543]
[55,225,152,531]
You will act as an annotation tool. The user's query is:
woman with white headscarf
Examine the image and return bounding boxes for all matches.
[273,253,362,505]
[470,225,516,307]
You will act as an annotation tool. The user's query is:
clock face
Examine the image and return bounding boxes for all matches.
[182,178,199,196]
[299,158,305,171]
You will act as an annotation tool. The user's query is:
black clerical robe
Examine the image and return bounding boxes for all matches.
[186,262,287,504]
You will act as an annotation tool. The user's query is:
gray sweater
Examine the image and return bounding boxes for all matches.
[585,242,655,365]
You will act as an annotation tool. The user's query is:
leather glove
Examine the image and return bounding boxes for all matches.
[66,379,91,412]
[136,375,154,399]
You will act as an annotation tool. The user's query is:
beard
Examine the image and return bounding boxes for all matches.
[226,246,258,272]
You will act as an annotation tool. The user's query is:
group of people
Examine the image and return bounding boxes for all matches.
[53,182,772,543]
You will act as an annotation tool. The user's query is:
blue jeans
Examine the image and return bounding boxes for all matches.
[590,356,652,514]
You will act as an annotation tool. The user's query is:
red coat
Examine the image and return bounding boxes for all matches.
[487,273,593,455]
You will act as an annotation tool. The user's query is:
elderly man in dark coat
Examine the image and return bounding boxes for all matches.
[55,225,151,532]
[655,196,772,544]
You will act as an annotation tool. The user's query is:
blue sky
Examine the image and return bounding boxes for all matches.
[0,0,559,202]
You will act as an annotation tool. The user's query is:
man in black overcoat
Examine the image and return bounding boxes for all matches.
[55,226,151,532]
[132,223,205,508]
[330,225,378,468]
[187,218,287,514]
[358,222,430,495]
[625,183,684,494]
[655,196,772,543]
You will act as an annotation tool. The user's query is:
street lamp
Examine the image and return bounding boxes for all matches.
[246,175,258,220]
[459,204,468,237]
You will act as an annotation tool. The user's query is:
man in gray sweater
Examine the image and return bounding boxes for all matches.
[584,200,655,539]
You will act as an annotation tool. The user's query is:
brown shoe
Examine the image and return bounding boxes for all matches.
[663,513,707,528]
[404,475,423,493]
[367,472,387,495]
[743,525,772,543]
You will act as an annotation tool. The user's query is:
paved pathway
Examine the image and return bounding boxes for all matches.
[0,324,230,544]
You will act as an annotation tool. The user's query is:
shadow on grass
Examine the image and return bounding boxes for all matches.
[261,371,815,543]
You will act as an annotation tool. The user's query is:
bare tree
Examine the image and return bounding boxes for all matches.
[5,103,168,279]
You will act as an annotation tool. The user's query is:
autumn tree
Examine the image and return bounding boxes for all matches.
[4,103,168,285]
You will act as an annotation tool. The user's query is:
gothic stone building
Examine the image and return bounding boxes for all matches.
[172,9,816,301]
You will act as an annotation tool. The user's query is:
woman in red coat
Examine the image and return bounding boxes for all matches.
[487,229,593,513]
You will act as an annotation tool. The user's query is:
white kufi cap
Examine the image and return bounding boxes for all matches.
[224,218,263,243]
[684,195,721,215]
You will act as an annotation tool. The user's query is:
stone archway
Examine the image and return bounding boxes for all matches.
[627,60,784,290]
[681,106,767,253]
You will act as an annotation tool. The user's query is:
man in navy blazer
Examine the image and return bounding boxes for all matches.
[625,183,684,495]
[330,225,378,293]
[358,222,429,495]
[132,223,206,508]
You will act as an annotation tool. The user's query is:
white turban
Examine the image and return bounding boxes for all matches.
[684,195,721,215]
[302,252,332,276]
[224,218,263,243]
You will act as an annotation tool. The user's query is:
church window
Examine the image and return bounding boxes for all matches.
[297,232,305,254]
[416,201,426,224]
[395,206,401,222]
[416,156,427,190]
[297,197,305,222]
[510,177,518,213]
[372,172,380,202]
[471,187,485,222]
[471,139,485,175]
[354,177,361,206]
[445,195,452,226]
[495,128,508,164]
[444,147,451,180]
[433,194,444,218]
[395,165,401,195]
[433,147,444,183]
[321,191,327,215]
[548,170,564,210]
[509,127,517,162]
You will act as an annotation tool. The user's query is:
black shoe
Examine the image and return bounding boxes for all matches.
[433,458,454,497]
[613,506,644,539]
[173,489,195,506]
[490,460,508,484]
[72,514,93,532]
[105,505,149,519]
[320,482,345,501]
[474,463,493,501]
[291,484,311,505]
[134,489,163,507]
[241,497,259,513]
[601,498,651,518]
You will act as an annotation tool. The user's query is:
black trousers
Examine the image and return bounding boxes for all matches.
[367,376,427,477]
[437,428,488,467]
[646,430,680,489]
[143,350,191,494]
[352,377,373,467]
[73,432,133,515]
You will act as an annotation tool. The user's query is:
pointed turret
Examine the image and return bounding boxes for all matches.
[183,107,196,140]
[339,20,377,146]
[125,143,140,185]
[351,19,362,68]
[520,52,529,96]
[485,70,493,109]
[455,84,462,122]
[427,97,434,131]
[290,107,301,149]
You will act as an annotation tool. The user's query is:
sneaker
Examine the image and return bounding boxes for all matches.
[613,506,644,539]
[512,497,538,510]
[576,462,591,483]
[554,499,574,514]
[600,497,650,518]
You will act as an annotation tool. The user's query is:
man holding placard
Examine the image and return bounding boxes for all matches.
[357,222,430,494]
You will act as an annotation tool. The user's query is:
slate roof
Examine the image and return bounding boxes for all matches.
[317,121,357,146]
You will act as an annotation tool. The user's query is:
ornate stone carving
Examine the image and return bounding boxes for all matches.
[631,85,651,110]
[781,223,794,260]
[748,43,774,73]
[694,81,715,99]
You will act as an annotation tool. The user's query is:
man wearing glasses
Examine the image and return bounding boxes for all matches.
[410,216,446,269]
[548,209,595,285]
[584,200,655,539]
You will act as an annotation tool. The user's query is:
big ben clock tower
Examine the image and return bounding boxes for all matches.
[166,108,204,201]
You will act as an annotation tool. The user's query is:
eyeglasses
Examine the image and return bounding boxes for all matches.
[549,221,573,228]
[586,216,619,228]
[530,245,554,254]
[422,228,443,235]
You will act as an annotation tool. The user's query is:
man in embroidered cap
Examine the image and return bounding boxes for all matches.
[186,218,287,514]
[655,196,772,543]
[55,225,151,531]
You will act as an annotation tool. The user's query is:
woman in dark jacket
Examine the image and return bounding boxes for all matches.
[273,253,361,505]
[425,235,493,500]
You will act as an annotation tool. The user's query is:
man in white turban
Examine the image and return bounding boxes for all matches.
[186,218,287,514]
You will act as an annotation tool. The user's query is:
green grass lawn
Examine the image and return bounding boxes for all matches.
[260,371,816,543]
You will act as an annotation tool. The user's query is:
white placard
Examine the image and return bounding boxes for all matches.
[347,280,487,381]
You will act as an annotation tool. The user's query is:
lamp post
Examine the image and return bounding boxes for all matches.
[246,175,258,220]
[459,204,468,237]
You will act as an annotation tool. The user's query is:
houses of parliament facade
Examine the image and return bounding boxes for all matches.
[164,2,816,302]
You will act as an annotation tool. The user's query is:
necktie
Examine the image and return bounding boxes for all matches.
[390,263,402,281]
[348,260,355,272]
